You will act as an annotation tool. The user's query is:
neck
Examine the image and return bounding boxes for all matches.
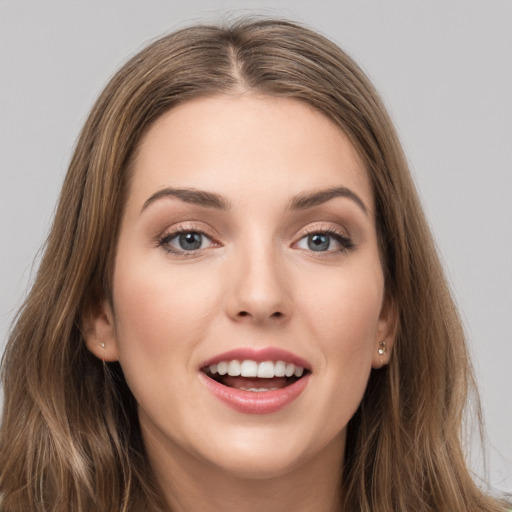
[143,426,345,512]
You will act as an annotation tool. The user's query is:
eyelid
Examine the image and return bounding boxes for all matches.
[156,221,221,256]
[294,222,351,241]
[292,222,355,253]
[156,220,220,240]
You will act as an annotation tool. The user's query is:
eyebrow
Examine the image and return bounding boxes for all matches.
[141,187,231,213]
[288,186,368,215]
[140,185,368,215]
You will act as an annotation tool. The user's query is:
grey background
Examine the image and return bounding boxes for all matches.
[1,0,511,492]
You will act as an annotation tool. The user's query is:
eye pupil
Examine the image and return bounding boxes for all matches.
[179,232,202,250]
[308,233,330,251]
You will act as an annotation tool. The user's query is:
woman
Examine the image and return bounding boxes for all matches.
[0,18,509,512]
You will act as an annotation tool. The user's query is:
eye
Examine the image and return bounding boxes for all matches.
[158,230,216,254]
[295,230,354,253]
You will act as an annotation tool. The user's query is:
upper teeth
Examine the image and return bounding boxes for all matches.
[208,360,304,378]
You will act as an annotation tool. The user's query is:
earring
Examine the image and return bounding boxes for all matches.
[378,341,387,356]
[101,343,105,348]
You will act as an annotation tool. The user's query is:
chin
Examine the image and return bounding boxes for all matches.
[204,442,308,480]
[192,423,342,481]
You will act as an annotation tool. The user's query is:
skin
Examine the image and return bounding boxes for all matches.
[86,95,395,512]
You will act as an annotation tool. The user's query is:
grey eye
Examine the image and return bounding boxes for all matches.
[178,232,202,250]
[168,231,211,251]
[296,231,352,253]
[307,233,330,251]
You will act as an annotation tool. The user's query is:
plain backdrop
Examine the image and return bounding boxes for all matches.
[1,0,511,493]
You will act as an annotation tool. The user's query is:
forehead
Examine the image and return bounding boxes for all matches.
[127,94,373,214]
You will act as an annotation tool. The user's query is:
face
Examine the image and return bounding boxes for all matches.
[87,95,394,480]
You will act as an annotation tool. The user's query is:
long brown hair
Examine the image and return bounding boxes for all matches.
[0,18,508,512]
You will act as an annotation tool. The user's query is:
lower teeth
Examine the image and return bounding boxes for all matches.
[239,387,279,392]
[206,371,303,390]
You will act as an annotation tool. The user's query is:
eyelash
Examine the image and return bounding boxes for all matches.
[157,225,217,257]
[294,226,355,254]
[156,224,355,257]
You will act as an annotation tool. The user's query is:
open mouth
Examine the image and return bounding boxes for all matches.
[202,360,309,392]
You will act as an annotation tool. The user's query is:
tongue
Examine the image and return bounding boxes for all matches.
[221,376,289,390]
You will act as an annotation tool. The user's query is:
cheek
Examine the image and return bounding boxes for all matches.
[286,262,384,448]
[296,262,383,369]
[109,256,228,424]
[111,256,221,371]
[302,267,382,328]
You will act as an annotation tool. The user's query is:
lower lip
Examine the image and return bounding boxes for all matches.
[199,372,310,414]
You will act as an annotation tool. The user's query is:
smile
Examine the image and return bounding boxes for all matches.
[199,348,311,414]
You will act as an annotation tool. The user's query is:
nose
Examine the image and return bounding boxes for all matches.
[225,244,292,325]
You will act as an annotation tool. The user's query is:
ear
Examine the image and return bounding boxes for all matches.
[371,292,397,369]
[82,299,120,362]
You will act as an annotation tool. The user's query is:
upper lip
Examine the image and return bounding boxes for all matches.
[199,347,312,371]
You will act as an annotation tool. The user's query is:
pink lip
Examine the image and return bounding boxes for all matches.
[199,371,311,414]
[199,347,312,414]
[199,347,311,370]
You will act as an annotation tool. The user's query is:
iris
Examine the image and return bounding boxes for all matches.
[308,233,330,251]
[178,232,203,250]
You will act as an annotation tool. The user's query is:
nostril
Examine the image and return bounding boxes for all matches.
[235,310,286,320]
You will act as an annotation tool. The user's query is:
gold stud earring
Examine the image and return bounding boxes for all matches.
[378,341,387,356]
